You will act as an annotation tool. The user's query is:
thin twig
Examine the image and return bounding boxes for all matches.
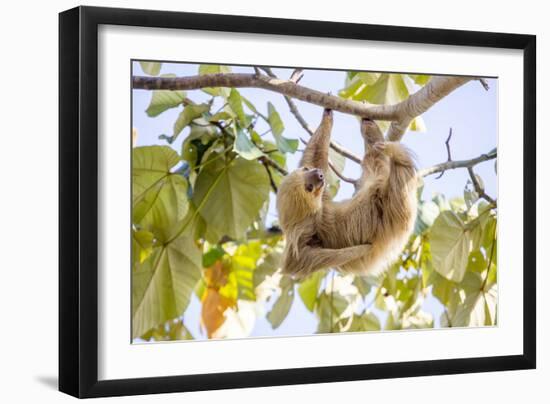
[258,156,288,176]
[435,128,453,179]
[328,161,358,186]
[479,79,490,91]
[262,161,279,193]
[289,68,304,84]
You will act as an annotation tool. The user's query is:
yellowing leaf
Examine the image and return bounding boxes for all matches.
[201,260,237,338]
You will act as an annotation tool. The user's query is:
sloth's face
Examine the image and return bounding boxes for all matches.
[276,166,325,226]
[300,166,325,196]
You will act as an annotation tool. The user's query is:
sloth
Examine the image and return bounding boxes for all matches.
[276,109,418,278]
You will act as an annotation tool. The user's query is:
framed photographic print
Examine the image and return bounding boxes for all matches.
[59,6,536,398]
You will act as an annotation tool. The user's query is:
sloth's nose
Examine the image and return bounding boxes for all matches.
[315,169,324,181]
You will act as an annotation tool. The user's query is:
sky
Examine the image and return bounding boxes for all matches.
[132,62,497,340]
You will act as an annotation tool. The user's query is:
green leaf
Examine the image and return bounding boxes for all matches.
[242,96,259,114]
[467,250,487,272]
[139,61,162,76]
[267,102,298,153]
[173,104,210,138]
[340,73,425,132]
[132,146,189,242]
[146,90,186,117]
[315,291,350,333]
[227,89,250,126]
[431,211,471,282]
[132,234,201,338]
[352,276,373,297]
[132,229,154,265]
[209,111,233,122]
[193,156,270,240]
[298,271,324,312]
[181,124,218,168]
[347,312,381,332]
[267,283,294,328]
[254,249,282,288]
[202,246,225,268]
[464,180,479,210]
[408,74,431,85]
[414,200,439,234]
[234,129,264,160]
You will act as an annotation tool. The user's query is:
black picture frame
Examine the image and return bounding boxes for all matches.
[59,5,536,398]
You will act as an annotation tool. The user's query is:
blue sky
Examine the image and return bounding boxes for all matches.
[132,62,497,340]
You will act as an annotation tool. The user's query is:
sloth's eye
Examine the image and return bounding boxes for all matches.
[302,167,309,171]
[305,183,314,192]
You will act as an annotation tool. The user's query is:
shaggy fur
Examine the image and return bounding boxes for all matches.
[276,109,418,278]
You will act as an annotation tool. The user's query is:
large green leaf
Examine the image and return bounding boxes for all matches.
[267,102,298,153]
[146,90,186,117]
[132,234,201,338]
[139,61,162,76]
[430,211,471,282]
[132,146,189,242]
[192,156,270,240]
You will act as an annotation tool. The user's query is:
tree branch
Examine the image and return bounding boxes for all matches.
[328,161,358,186]
[133,73,473,133]
[418,150,497,178]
